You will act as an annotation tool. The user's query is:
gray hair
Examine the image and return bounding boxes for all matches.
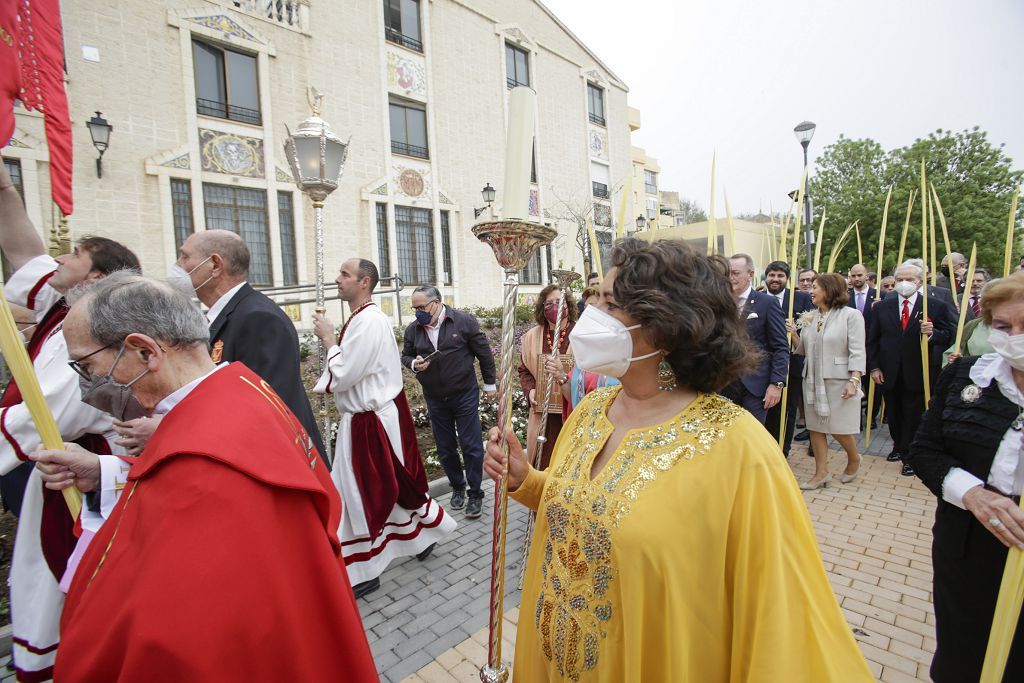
[975,268,992,282]
[730,253,755,273]
[413,285,441,301]
[193,230,249,278]
[70,271,209,348]
[897,260,924,280]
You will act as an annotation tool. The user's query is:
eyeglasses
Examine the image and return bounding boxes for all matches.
[68,342,117,380]
[411,300,440,312]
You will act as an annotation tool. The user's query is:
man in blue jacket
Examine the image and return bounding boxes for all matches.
[762,261,814,455]
[723,254,790,425]
[402,286,496,519]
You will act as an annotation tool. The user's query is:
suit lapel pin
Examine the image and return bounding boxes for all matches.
[960,384,982,404]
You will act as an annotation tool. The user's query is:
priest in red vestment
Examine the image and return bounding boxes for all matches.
[39,272,377,682]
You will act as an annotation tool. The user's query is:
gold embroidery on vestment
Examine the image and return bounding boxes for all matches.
[533,390,741,680]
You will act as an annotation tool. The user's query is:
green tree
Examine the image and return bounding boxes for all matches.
[809,128,1022,276]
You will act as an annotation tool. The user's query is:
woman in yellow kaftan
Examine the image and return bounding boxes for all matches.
[486,239,873,682]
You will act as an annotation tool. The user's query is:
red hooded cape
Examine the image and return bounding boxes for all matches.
[56,363,378,682]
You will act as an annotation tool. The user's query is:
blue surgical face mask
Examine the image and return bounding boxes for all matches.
[415,301,439,327]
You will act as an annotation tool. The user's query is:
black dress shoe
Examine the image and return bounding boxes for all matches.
[450,488,466,510]
[901,463,915,477]
[794,430,810,442]
[416,543,436,561]
[465,497,483,519]
[870,420,878,429]
[352,578,380,599]
[886,451,902,462]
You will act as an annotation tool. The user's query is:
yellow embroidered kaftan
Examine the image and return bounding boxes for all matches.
[509,387,873,682]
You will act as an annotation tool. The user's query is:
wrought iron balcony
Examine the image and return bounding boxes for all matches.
[196,98,262,125]
[385,27,423,53]
[391,140,429,160]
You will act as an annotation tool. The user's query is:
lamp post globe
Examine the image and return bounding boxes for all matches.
[482,182,496,205]
[793,120,817,270]
[86,111,113,178]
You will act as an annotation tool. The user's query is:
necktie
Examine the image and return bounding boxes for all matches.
[901,299,910,331]
[972,297,981,317]
[857,291,865,314]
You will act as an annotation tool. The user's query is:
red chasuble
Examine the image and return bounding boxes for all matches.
[56,363,378,682]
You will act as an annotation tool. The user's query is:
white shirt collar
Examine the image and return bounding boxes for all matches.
[205,281,247,326]
[738,285,753,302]
[428,305,447,330]
[898,291,919,307]
[970,353,1024,407]
[853,285,869,294]
[153,363,227,416]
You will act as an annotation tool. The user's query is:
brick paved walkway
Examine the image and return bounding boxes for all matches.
[378,424,942,683]
[0,423,937,683]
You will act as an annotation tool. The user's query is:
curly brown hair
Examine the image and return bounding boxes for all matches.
[813,273,850,308]
[533,284,578,327]
[610,238,758,393]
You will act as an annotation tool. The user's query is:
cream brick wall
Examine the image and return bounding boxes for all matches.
[7,0,634,324]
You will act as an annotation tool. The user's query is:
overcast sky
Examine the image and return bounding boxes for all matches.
[541,0,1024,215]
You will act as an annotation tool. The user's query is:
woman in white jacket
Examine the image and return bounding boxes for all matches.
[793,272,866,489]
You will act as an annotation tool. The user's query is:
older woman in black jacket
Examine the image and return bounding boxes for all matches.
[908,272,1024,683]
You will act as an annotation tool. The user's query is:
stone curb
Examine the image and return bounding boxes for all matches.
[427,475,452,500]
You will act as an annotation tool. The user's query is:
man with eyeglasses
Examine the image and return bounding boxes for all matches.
[0,159,140,680]
[798,268,817,293]
[39,273,377,681]
[401,286,496,519]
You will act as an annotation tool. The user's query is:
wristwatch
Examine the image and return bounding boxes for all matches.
[774,381,785,389]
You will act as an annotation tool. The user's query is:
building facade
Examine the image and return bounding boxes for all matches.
[4,0,636,323]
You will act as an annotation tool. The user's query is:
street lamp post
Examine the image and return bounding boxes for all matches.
[283,88,350,453]
[85,112,113,178]
[635,214,648,232]
[794,120,816,270]
[474,182,496,218]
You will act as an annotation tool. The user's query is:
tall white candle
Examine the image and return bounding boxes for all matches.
[500,87,536,221]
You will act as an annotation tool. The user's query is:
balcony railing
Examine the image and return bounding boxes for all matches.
[385,27,423,53]
[645,184,658,195]
[391,140,429,160]
[196,98,262,125]
[230,0,309,33]
[588,112,606,127]
[592,182,609,199]
[507,76,529,89]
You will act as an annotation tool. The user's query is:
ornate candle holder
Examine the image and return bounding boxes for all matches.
[472,218,556,683]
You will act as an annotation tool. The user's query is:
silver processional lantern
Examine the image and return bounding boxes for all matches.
[283,87,350,454]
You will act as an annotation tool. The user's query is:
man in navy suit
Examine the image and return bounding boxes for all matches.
[762,261,813,455]
[847,263,877,330]
[116,230,327,464]
[867,261,956,476]
[848,263,880,428]
[722,254,789,424]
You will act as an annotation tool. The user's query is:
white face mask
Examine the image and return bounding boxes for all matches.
[167,256,213,297]
[568,305,660,378]
[988,329,1024,371]
[894,280,918,298]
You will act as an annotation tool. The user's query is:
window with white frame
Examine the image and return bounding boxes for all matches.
[389,97,429,160]
[644,169,657,195]
[395,205,435,285]
[384,0,422,52]
[202,183,273,285]
[506,43,530,88]
[192,40,260,125]
[587,83,605,126]
[170,179,195,251]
